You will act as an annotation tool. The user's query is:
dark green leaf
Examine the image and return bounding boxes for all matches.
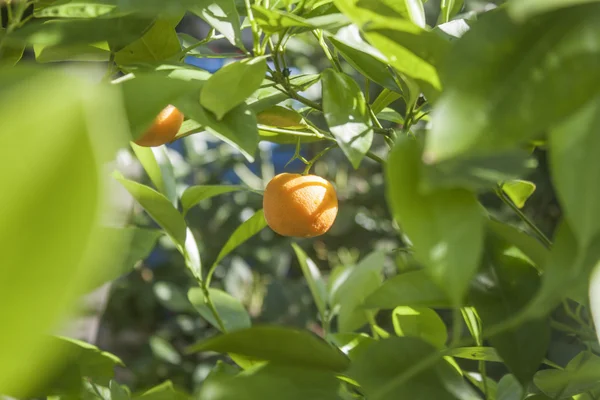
[182,185,252,214]
[487,220,548,270]
[534,351,600,398]
[420,149,537,193]
[187,326,350,372]
[292,243,328,322]
[330,251,385,332]
[0,29,25,66]
[110,380,131,400]
[198,363,342,400]
[34,2,118,18]
[526,220,600,318]
[508,0,600,21]
[549,96,600,248]
[348,336,478,400]
[115,19,181,65]
[329,25,400,92]
[200,57,267,120]
[496,374,523,400]
[469,242,550,385]
[448,347,503,362]
[191,0,245,50]
[386,135,484,305]
[188,288,251,332]
[209,209,267,273]
[363,269,452,309]
[425,6,600,163]
[392,306,447,349]
[33,42,110,63]
[113,172,188,248]
[322,68,373,169]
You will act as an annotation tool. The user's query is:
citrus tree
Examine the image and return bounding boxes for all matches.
[2,0,600,399]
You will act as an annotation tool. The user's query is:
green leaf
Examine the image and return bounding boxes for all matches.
[421,150,538,193]
[502,180,536,209]
[377,108,404,124]
[34,2,118,18]
[438,0,464,24]
[257,105,306,129]
[0,68,129,397]
[198,363,341,400]
[153,281,194,313]
[508,0,600,21]
[182,185,253,214]
[425,6,600,163]
[363,269,453,309]
[322,68,373,169]
[188,288,251,332]
[149,336,181,365]
[110,380,131,400]
[291,243,328,323]
[469,241,550,385]
[534,352,600,398]
[348,336,478,400]
[191,0,245,50]
[119,72,199,141]
[9,15,154,52]
[361,19,450,100]
[113,172,188,248]
[371,88,401,114]
[87,227,163,290]
[136,380,190,400]
[33,42,110,63]
[187,326,350,372]
[496,374,523,400]
[209,209,267,276]
[177,94,259,162]
[487,219,548,270]
[200,57,267,120]
[392,306,447,349]
[448,347,503,362]
[386,135,484,305]
[50,336,124,392]
[114,19,182,65]
[247,74,320,113]
[526,220,600,318]
[131,143,178,206]
[329,25,400,92]
[330,251,385,332]
[0,29,25,66]
[549,96,600,249]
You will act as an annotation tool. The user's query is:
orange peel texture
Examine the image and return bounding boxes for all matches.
[134,105,184,147]
[263,173,338,238]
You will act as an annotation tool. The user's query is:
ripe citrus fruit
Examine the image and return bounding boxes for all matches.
[263,173,338,238]
[134,105,184,147]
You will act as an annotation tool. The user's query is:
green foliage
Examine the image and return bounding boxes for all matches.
[4,0,600,398]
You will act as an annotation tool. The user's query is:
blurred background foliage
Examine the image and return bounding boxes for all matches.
[39,0,571,396]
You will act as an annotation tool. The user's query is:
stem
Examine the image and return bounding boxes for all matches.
[244,0,261,55]
[314,30,341,72]
[302,144,337,174]
[495,186,552,248]
[202,282,227,332]
[259,125,334,141]
[366,151,386,165]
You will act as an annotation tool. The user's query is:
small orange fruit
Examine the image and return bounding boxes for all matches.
[263,173,338,238]
[134,105,184,147]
